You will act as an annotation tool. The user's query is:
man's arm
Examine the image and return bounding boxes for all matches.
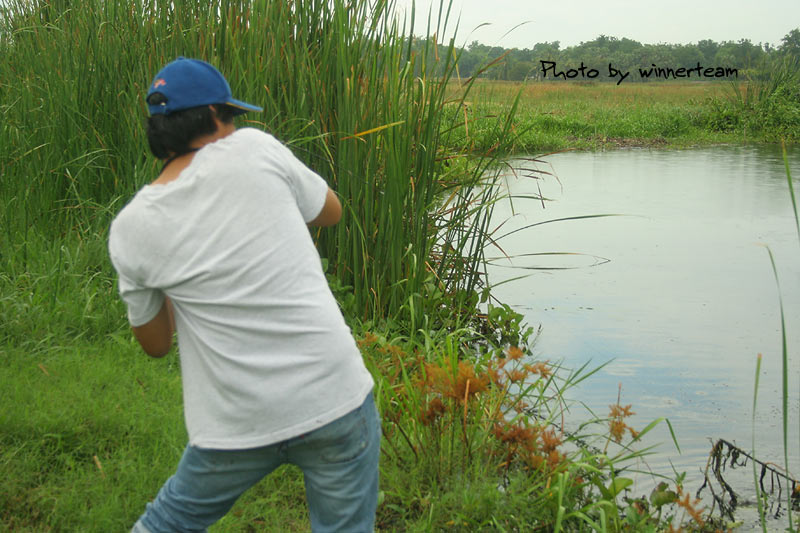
[131,297,175,358]
[308,188,342,227]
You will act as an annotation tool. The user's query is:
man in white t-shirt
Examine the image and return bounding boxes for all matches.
[110,57,378,533]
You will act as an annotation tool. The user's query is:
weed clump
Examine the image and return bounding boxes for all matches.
[355,316,726,531]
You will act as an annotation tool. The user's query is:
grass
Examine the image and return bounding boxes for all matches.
[1,340,186,531]
[442,79,794,153]
[0,338,314,532]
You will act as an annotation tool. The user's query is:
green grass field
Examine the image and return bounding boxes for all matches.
[445,79,787,153]
[1,337,317,532]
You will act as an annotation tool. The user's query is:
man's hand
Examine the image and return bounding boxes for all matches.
[131,297,175,357]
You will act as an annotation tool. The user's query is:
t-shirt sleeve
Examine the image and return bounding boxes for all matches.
[116,271,165,327]
[274,141,329,223]
[108,224,165,327]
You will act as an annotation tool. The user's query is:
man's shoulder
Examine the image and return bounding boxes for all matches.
[229,128,290,156]
[233,127,277,144]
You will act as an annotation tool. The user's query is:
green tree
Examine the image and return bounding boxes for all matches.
[780,28,800,58]
[697,39,719,64]
[508,59,535,81]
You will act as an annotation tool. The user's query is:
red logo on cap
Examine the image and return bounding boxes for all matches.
[153,78,167,88]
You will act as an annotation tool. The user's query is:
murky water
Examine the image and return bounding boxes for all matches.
[485,145,800,519]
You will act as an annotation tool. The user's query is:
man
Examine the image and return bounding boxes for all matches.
[109,57,379,533]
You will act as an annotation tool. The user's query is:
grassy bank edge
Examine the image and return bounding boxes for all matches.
[440,78,799,155]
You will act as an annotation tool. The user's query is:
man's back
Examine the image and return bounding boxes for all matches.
[109,127,374,450]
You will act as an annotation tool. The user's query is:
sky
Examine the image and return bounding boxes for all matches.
[393,0,800,50]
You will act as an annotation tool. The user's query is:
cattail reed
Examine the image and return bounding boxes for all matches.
[1,0,517,325]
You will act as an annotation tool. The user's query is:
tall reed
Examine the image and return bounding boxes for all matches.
[0,0,517,326]
[750,146,799,530]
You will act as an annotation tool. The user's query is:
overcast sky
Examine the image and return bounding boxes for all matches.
[393,0,800,49]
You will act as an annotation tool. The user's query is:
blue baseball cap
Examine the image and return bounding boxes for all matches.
[146,57,262,116]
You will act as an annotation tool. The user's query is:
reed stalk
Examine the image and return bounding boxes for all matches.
[752,353,768,532]
[764,243,793,529]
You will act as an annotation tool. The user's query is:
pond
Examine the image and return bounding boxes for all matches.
[485,145,800,516]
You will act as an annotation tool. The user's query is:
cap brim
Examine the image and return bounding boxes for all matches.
[226,99,263,115]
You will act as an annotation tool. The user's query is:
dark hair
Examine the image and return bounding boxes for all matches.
[146,94,237,159]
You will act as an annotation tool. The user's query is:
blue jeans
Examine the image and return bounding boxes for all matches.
[131,392,380,533]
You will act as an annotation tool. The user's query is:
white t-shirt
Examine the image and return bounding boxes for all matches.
[109,127,374,449]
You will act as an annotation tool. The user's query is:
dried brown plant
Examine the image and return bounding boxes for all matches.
[421,361,489,403]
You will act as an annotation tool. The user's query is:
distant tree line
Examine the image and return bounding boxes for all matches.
[409,28,800,82]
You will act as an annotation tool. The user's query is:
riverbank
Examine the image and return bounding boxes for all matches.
[1,230,711,532]
[444,80,797,153]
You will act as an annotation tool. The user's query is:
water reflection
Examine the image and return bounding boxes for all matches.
[486,145,800,494]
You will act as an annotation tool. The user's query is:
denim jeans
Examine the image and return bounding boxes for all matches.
[131,391,380,533]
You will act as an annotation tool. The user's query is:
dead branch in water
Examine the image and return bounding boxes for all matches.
[698,438,799,522]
